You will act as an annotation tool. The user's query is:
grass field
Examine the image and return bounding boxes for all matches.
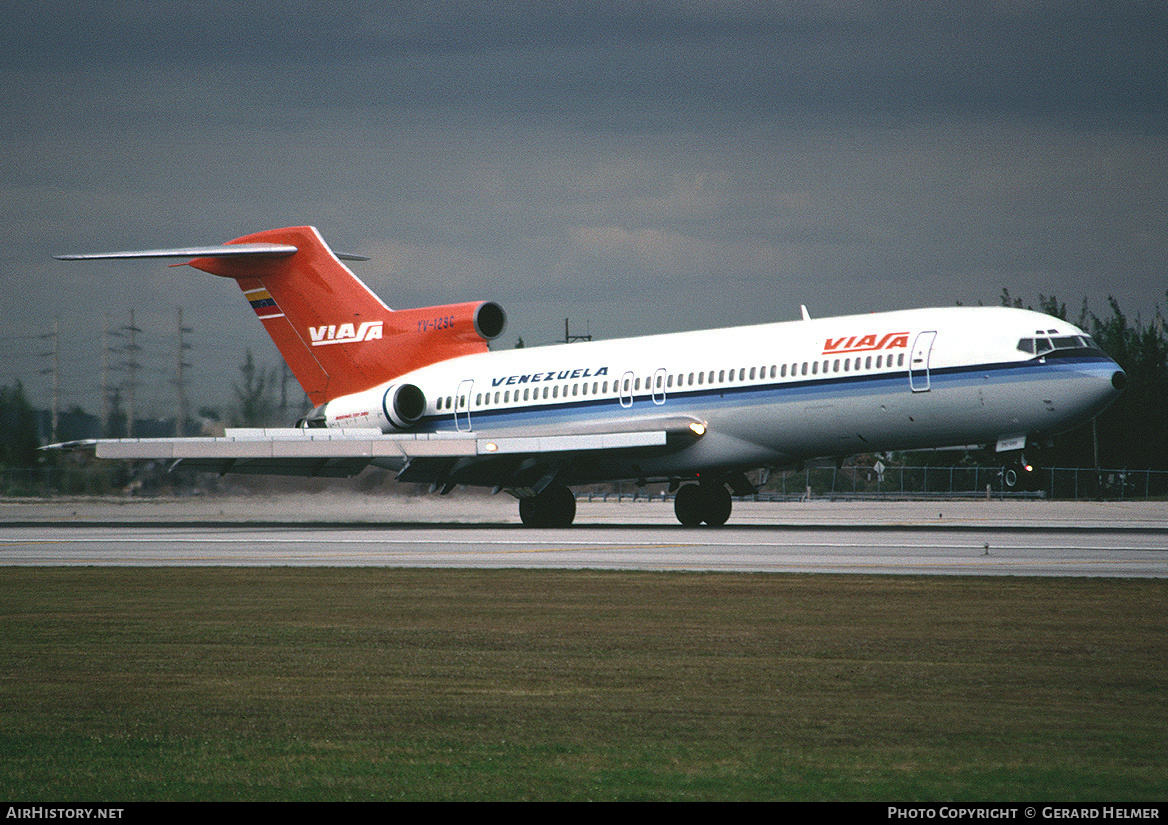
[1,567,1165,801]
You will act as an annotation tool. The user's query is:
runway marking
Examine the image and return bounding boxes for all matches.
[3,527,1164,576]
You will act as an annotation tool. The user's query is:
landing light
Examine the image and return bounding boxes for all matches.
[484,442,498,452]
[689,422,706,437]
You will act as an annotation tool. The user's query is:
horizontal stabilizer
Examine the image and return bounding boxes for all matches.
[56,244,368,262]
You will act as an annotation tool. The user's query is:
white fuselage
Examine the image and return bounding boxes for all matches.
[320,305,1124,485]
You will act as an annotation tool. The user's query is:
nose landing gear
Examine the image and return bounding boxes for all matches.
[1002,456,1041,493]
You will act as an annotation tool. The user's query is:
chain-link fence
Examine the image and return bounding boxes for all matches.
[3,463,1167,501]
[586,465,1168,502]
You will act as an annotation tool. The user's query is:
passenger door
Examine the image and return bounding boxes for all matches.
[909,331,937,392]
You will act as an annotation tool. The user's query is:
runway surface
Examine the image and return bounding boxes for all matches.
[3,497,1166,576]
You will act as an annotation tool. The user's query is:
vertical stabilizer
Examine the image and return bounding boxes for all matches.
[59,226,506,406]
[186,227,394,404]
[186,227,504,404]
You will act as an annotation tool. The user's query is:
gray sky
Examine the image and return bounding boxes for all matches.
[3,1,1165,417]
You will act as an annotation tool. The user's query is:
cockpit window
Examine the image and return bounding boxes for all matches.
[1017,334,1097,355]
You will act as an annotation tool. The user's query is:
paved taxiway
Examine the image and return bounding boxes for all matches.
[3,496,1165,576]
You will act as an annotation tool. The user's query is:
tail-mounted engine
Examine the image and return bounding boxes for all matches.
[382,383,426,429]
[392,300,506,344]
[306,381,427,431]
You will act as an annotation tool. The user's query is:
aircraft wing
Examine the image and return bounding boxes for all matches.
[48,417,705,490]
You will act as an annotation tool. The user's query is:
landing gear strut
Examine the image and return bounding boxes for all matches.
[518,483,577,527]
[673,481,732,527]
[1002,456,1041,493]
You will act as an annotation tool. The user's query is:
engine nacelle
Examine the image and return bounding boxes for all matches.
[382,382,427,430]
[392,300,506,344]
[313,381,426,431]
[472,301,507,341]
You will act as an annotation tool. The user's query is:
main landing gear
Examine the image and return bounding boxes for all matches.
[518,483,577,527]
[673,481,732,527]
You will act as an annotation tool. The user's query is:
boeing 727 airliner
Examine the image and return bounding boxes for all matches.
[54,226,1126,526]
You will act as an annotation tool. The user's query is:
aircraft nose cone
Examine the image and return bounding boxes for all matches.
[1111,370,1127,392]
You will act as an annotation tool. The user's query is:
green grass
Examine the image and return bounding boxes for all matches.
[1,568,1165,801]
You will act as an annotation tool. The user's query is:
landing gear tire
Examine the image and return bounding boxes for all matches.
[701,482,732,527]
[1003,458,1040,493]
[673,482,733,527]
[674,484,704,526]
[519,484,577,527]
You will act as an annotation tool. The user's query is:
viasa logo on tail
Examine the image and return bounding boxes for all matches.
[822,331,909,355]
[309,321,384,346]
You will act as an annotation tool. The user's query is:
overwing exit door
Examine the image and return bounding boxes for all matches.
[455,379,474,431]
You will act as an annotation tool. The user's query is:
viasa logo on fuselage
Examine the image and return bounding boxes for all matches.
[308,321,384,346]
[822,331,910,355]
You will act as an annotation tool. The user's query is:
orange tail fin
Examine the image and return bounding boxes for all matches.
[186,227,504,405]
